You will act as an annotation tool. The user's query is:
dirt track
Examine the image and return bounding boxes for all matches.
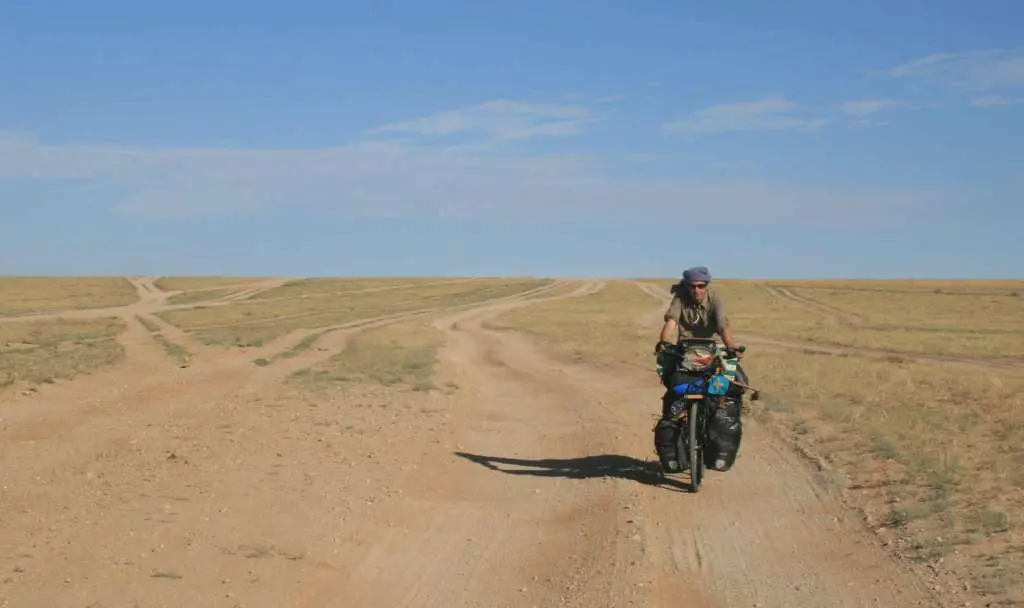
[0,278,950,607]
[765,285,866,324]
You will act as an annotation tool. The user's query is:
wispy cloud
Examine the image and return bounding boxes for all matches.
[968,94,1024,108]
[366,99,595,141]
[0,126,935,227]
[837,99,906,117]
[836,99,910,127]
[665,94,917,136]
[886,49,1024,107]
[663,51,1024,139]
[663,96,829,136]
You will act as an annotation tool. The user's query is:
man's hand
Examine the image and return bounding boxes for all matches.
[653,340,672,355]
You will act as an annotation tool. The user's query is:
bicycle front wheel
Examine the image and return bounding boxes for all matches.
[688,400,704,492]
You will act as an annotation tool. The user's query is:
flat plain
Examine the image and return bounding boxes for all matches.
[1,275,1021,607]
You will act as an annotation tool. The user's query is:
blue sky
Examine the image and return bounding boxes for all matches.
[1,0,1022,278]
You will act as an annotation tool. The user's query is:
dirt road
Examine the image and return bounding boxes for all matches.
[0,278,947,607]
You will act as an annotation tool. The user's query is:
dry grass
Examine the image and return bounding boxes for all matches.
[0,277,138,316]
[248,277,463,300]
[490,278,1024,606]
[135,315,192,366]
[774,278,1023,293]
[748,347,1024,584]
[644,278,1024,293]
[766,284,1022,357]
[290,319,448,393]
[156,279,552,348]
[485,282,654,365]
[153,277,267,291]
[0,317,126,387]
[164,287,239,306]
[645,281,1024,359]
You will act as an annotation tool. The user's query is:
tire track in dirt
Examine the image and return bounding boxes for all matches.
[115,312,173,372]
[0,278,592,608]
[211,278,292,303]
[247,280,570,364]
[634,280,672,303]
[290,280,609,608]
[156,278,493,312]
[218,278,484,306]
[766,285,865,324]
[161,280,562,336]
[136,312,214,361]
[0,280,569,420]
[374,286,944,607]
[250,280,577,385]
[0,280,572,431]
[124,276,225,364]
[0,276,433,377]
[739,333,1024,372]
[0,279,579,467]
[0,276,294,323]
[634,281,1024,373]
[0,276,593,601]
[0,277,516,355]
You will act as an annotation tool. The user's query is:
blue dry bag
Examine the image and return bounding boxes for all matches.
[707,374,731,396]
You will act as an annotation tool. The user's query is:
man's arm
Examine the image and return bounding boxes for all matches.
[659,295,682,344]
[660,318,679,343]
[712,293,741,352]
[720,320,739,351]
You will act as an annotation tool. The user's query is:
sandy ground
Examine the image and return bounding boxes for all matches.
[0,278,956,607]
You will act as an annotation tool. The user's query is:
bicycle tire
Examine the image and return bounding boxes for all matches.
[688,399,704,492]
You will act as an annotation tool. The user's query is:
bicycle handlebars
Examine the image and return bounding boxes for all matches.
[657,339,747,359]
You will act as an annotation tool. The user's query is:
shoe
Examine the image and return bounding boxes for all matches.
[665,459,680,472]
[714,458,727,471]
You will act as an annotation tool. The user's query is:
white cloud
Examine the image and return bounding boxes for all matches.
[366,99,595,141]
[886,50,1024,106]
[663,96,829,136]
[662,51,1024,138]
[969,94,1024,108]
[0,128,937,227]
[838,99,906,117]
[835,99,911,127]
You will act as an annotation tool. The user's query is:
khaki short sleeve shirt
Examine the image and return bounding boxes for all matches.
[664,288,728,340]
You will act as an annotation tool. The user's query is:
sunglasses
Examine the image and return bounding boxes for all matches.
[688,282,708,289]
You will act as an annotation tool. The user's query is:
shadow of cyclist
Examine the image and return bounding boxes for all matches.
[453,451,692,493]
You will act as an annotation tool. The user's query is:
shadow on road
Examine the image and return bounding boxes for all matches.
[453,451,692,493]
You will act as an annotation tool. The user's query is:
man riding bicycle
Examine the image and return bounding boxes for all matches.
[653,266,749,473]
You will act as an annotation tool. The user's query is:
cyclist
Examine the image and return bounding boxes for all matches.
[653,266,747,473]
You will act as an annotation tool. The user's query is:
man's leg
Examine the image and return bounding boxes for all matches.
[654,390,687,472]
[708,393,744,472]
